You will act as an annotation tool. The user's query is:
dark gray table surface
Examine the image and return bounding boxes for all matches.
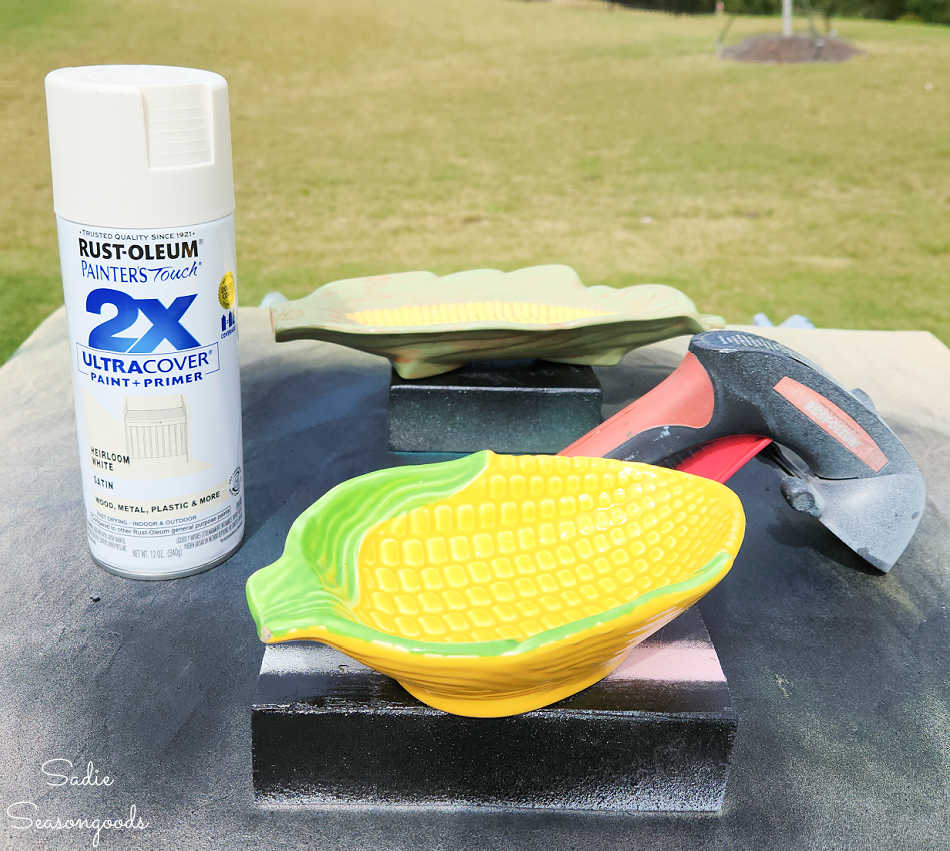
[1,308,948,850]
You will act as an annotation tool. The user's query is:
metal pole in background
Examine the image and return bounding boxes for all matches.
[782,0,793,36]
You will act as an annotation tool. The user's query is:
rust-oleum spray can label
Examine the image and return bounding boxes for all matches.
[45,66,245,579]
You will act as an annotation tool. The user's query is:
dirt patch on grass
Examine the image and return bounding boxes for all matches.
[722,34,861,63]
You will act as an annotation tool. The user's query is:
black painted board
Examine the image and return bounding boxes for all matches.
[252,606,736,812]
[388,360,602,454]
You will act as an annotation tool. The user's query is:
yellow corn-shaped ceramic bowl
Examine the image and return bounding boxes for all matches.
[246,451,745,717]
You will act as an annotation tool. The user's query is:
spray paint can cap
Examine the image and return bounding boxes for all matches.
[45,65,235,228]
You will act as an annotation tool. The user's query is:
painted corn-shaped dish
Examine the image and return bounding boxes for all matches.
[246,451,745,717]
[270,265,724,379]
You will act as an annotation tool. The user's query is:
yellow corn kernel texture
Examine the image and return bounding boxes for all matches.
[346,302,609,327]
[353,454,742,643]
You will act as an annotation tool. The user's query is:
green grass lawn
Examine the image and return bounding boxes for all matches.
[2,0,949,363]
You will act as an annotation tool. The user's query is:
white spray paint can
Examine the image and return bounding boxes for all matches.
[45,65,245,579]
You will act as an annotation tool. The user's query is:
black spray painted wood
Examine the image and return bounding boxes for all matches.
[252,606,736,811]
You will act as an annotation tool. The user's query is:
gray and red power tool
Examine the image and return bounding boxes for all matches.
[560,330,925,572]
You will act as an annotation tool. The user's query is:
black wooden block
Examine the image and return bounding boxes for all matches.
[388,360,603,454]
[251,606,737,812]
